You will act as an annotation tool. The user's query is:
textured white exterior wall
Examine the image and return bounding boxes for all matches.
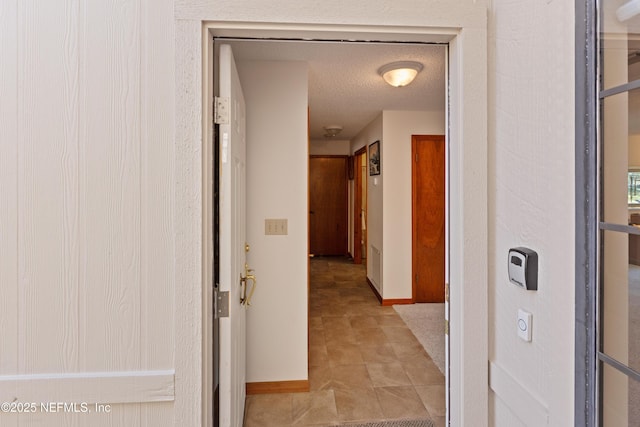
[238,61,309,383]
[1,0,496,425]
[488,1,575,426]
[382,110,445,300]
[0,0,176,426]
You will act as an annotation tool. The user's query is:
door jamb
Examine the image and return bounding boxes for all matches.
[202,29,215,427]
[353,146,367,264]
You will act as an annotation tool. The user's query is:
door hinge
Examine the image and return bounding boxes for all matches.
[216,289,229,318]
[445,319,449,336]
[445,282,450,303]
[214,96,230,125]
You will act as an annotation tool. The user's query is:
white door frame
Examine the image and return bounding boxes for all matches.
[175,14,487,427]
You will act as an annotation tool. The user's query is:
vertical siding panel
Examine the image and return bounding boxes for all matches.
[0,0,20,422]
[61,0,81,381]
[16,0,80,380]
[81,0,141,424]
[0,2,18,402]
[141,1,175,424]
[140,0,175,368]
[139,0,175,420]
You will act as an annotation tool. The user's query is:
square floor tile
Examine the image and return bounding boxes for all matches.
[291,390,339,425]
[334,387,384,422]
[309,365,332,391]
[389,341,430,361]
[359,343,399,364]
[309,317,324,330]
[327,343,365,366]
[381,326,421,344]
[374,315,406,327]
[324,328,358,345]
[375,386,429,419]
[415,384,446,417]
[323,316,351,330]
[309,345,329,367]
[329,364,373,390]
[366,362,413,387]
[402,356,445,386]
[243,393,293,427]
[349,315,379,329]
[354,327,389,345]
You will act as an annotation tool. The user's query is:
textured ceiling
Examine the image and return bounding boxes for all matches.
[226,39,446,140]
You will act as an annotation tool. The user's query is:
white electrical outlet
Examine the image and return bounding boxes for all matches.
[517,309,532,342]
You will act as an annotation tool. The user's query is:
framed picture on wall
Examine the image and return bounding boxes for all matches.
[369,140,380,176]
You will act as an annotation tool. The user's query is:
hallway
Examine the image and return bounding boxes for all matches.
[243,257,445,426]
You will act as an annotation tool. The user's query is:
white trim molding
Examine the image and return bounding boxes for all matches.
[0,370,175,404]
[191,16,489,427]
[489,362,549,426]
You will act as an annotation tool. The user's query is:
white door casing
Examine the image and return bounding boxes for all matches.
[218,44,248,427]
[192,16,488,427]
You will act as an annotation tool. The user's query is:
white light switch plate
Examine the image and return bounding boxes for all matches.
[265,218,288,235]
[517,309,532,342]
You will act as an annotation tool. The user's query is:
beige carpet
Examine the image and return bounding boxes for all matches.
[392,304,445,375]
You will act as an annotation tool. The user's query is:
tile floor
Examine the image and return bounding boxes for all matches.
[243,256,445,427]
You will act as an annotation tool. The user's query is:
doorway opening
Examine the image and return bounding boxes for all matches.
[353,146,368,265]
[309,155,349,257]
[199,20,489,427]
[412,134,446,303]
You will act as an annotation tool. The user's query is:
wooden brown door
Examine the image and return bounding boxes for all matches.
[412,135,445,303]
[309,156,348,255]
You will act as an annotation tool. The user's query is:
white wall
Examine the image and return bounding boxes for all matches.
[237,61,309,383]
[382,111,446,299]
[310,139,351,155]
[1,1,587,426]
[487,1,575,426]
[0,0,176,425]
[349,111,445,299]
[351,114,383,293]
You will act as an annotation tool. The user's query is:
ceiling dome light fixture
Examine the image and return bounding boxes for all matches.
[378,61,424,87]
[323,125,343,138]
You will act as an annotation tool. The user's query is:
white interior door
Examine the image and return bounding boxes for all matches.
[218,43,248,427]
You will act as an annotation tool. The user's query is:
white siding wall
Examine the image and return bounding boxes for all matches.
[1,0,582,426]
[0,1,176,425]
[487,1,575,426]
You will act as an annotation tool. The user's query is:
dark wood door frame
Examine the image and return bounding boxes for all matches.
[353,147,367,264]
